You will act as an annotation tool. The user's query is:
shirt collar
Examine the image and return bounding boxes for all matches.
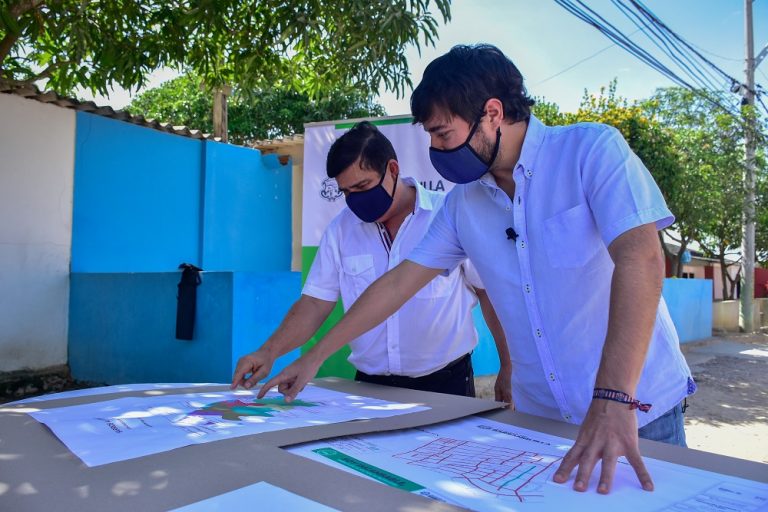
[516,114,545,179]
[404,176,434,213]
[475,114,546,191]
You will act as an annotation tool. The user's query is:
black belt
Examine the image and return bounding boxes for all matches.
[357,353,472,383]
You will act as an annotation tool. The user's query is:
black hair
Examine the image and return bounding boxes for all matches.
[326,121,397,178]
[411,43,535,125]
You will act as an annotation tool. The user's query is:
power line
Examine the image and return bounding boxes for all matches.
[613,0,725,92]
[533,28,641,86]
[686,43,742,63]
[553,0,767,124]
[553,0,697,90]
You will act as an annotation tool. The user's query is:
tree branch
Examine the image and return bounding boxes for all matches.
[1,0,48,67]
[9,0,48,19]
[22,59,67,83]
[0,34,18,64]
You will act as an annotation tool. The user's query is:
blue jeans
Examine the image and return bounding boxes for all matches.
[638,401,687,447]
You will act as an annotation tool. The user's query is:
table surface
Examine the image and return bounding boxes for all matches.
[0,379,765,512]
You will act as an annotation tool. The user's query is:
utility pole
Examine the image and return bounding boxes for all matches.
[740,0,756,332]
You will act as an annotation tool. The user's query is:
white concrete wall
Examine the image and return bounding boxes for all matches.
[681,264,706,279]
[713,264,723,301]
[0,94,75,371]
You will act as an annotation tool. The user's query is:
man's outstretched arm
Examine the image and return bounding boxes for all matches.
[231,294,336,390]
[476,288,512,404]
[258,260,442,400]
[553,222,664,494]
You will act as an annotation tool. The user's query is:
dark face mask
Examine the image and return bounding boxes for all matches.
[428,115,501,184]
[345,165,398,223]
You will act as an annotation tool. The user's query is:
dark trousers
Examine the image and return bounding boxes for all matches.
[355,353,475,397]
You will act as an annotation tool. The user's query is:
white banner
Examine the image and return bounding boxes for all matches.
[302,116,452,247]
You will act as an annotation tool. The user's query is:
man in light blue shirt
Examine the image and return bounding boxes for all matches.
[261,44,695,495]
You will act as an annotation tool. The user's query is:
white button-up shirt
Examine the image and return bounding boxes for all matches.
[409,116,694,427]
[303,177,482,377]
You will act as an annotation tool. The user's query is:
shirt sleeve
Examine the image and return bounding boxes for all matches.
[302,222,342,302]
[583,125,675,246]
[407,187,468,272]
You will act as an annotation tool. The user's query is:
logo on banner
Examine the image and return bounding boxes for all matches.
[320,177,343,202]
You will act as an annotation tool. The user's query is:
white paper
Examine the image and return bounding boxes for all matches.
[288,416,768,511]
[28,384,429,466]
[170,481,338,511]
[9,383,222,404]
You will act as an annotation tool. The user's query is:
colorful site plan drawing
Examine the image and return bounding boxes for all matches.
[289,416,768,512]
[27,385,429,467]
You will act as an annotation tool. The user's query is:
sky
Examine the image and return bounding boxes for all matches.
[79,0,768,117]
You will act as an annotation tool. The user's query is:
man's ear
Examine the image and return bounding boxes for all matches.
[388,159,400,179]
[484,98,505,127]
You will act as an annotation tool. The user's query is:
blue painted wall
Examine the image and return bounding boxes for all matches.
[68,113,296,384]
[662,278,713,343]
[202,145,292,271]
[69,271,301,384]
[72,113,204,272]
[71,113,292,273]
[69,272,232,384]
[231,272,302,378]
[471,307,502,377]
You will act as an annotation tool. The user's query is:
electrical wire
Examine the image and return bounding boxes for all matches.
[533,28,641,86]
[553,0,767,127]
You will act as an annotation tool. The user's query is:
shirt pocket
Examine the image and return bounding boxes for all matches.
[414,271,454,299]
[341,254,377,296]
[543,203,602,268]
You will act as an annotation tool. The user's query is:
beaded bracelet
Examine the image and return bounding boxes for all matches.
[592,387,652,412]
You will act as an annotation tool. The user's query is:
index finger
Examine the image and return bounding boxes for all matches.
[258,373,289,399]
[230,362,252,389]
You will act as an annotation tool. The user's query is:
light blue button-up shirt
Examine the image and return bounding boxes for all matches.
[408,115,694,427]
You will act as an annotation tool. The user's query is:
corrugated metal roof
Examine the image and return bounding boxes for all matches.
[0,84,220,141]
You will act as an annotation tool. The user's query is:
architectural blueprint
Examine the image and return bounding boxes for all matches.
[289,416,768,511]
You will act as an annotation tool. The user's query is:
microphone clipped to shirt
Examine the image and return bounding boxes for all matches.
[505,227,518,241]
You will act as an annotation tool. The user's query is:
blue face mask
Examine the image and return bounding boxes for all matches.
[345,166,398,223]
[429,117,501,184]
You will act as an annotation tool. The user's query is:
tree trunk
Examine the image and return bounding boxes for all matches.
[212,85,232,143]
[724,265,741,300]
[673,239,688,278]
[718,252,730,300]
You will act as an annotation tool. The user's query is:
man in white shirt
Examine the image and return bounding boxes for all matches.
[259,45,695,495]
[232,121,511,400]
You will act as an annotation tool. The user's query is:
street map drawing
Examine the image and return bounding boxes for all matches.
[27,385,429,467]
[393,436,561,502]
[289,417,768,512]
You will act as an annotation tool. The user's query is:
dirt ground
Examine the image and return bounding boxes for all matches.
[475,330,768,464]
[678,331,768,464]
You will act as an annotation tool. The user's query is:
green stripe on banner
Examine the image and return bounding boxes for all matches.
[313,448,425,492]
[301,246,355,379]
[334,117,413,130]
